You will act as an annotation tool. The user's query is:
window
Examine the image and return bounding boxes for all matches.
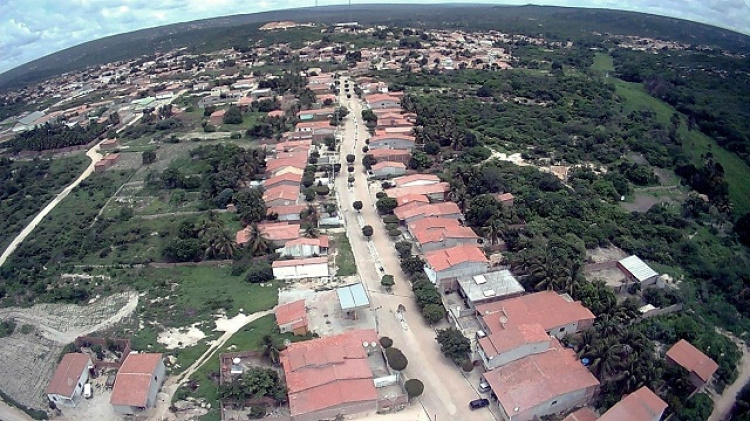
[559,327,566,333]
[154,376,158,381]
[551,400,558,406]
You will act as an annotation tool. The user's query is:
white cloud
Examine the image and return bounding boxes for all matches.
[0,0,748,75]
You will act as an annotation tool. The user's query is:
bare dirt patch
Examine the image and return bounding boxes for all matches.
[0,292,138,410]
[158,324,207,349]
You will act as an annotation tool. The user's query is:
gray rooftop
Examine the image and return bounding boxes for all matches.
[337,283,370,311]
[618,255,658,282]
[457,270,525,304]
[18,111,45,126]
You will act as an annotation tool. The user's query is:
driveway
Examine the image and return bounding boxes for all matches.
[334,77,494,421]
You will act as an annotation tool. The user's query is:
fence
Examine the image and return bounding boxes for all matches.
[633,303,683,323]
[583,260,619,272]
[74,336,132,369]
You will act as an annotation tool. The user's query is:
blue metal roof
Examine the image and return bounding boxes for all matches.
[336,283,369,310]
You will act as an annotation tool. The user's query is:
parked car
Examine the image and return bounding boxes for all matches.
[470,398,490,410]
[478,380,491,393]
[83,383,93,399]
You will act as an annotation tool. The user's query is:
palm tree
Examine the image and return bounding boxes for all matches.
[482,219,504,246]
[301,205,319,227]
[303,225,319,238]
[204,229,236,260]
[244,224,271,256]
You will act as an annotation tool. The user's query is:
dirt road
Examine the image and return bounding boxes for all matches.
[335,78,494,421]
[709,332,750,421]
[149,309,274,421]
[0,399,33,421]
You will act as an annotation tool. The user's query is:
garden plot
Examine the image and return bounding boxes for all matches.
[0,292,138,410]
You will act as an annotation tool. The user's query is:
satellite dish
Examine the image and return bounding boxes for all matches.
[370,342,377,348]
[363,341,369,348]
[499,315,508,325]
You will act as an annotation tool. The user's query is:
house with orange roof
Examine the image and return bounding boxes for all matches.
[274,139,313,153]
[46,353,93,408]
[369,161,406,179]
[267,204,307,222]
[263,185,300,207]
[295,121,336,141]
[484,340,599,421]
[598,386,667,421]
[368,132,415,151]
[265,156,308,176]
[495,192,515,208]
[209,109,226,126]
[396,193,429,207]
[666,339,719,391]
[264,173,303,190]
[410,221,479,252]
[275,300,309,335]
[386,182,450,202]
[267,109,285,118]
[392,173,441,187]
[277,235,329,258]
[368,148,410,165]
[394,202,461,225]
[110,353,165,415]
[272,256,329,280]
[423,244,489,288]
[563,408,599,421]
[476,290,596,340]
[365,93,401,109]
[259,223,301,247]
[280,329,404,421]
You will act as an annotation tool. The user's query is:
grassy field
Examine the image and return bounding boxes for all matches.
[612,79,750,215]
[333,234,357,276]
[590,52,614,73]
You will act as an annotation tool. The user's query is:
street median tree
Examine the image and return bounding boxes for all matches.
[404,379,424,400]
[436,328,471,365]
[362,225,374,239]
[385,347,408,371]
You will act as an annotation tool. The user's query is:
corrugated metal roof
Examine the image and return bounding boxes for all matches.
[618,255,658,282]
[337,283,369,310]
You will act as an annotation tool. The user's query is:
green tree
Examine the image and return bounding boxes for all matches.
[376,197,398,215]
[465,194,503,229]
[385,347,408,371]
[346,154,356,164]
[234,188,266,224]
[142,150,156,165]
[404,379,424,399]
[401,256,425,276]
[246,262,274,284]
[422,303,446,324]
[353,201,363,212]
[395,241,412,259]
[223,106,244,124]
[239,224,271,256]
[379,337,393,349]
[362,154,377,170]
[362,225,374,239]
[436,328,471,364]
[381,275,395,290]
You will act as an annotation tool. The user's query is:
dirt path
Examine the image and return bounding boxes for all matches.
[709,331,750,421]
[149,309,274,421]
[0,144,103,267]
[0,399,34,421]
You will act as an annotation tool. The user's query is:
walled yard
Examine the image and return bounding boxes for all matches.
[0,292,137,410]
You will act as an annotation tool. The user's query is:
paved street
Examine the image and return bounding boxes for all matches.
[334,77,495,421]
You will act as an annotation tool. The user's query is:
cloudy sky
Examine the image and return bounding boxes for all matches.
[1,0,749,74]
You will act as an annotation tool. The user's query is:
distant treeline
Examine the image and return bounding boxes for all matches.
[6,122,106,152]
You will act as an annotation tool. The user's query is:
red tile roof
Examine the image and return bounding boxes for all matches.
[265,156,308,174]
[484,340,599,415]
[387,182,449,200]
[267,110,285,118]
[274,139,312,153]
[264,172,303,188]
[496,192,514,202]
[46,353,91,397]
[284,235,329,249]
[392,173,441,187]
[423,244,488,272]
[408,217,460,234]
[259,223,301,242]
[394,202,461,222]
[479,323,551,358]
[599,386,667,421]
[412,224,478,246]
[666,339,719,383]
[272,256,328,268]
[371,161,406,171]
[563,408,599,421]
[267,204,307,217]
[365,94,400,104]
[280,330,379,417]
[110,353,163,408]
[263,185,300,203]
[477,291,595,335]
[275,300,308,328]
[397,193,429,207]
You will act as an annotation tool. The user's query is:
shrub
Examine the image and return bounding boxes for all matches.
[379,337,394,349]
[404,379,424,399]
[388,228,401,238]
[381,275,395,290]
[376,192,387,199]
[385,347,408,371]
[246,262,274,284]
[362,225,374,238]
[436,328,471,364]
[385,222,400,231]
[461,360,475,372]
[422,303,445,324]
[395,241,412,259]
[383,215,400,225]
[315,185,330,196]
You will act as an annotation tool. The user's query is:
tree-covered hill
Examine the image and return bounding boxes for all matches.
[2,4,750,91]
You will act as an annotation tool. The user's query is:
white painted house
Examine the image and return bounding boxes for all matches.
[272,257,330,280]
[46,353,93,408]
[276,236,329,258]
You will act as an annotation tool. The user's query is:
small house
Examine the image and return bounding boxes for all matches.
[46,353,93,408]
[369,161,406,179]
[423,244,489,289]
[272,256,329,280]
[666,339,718,391]
[275,300,309,335]
[110,353,165,415]
[617,255,659,287]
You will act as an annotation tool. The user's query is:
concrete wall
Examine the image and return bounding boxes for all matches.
[428,262,490,286]
[420,237,478,253]
[549,321,581,338]
[278,244,321,258]
[499,385,596,421]
[273,262,329,280]
[292,400,378,421]
[481,341,551,370]
[369,138,414,150]
[147,359,166,408]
